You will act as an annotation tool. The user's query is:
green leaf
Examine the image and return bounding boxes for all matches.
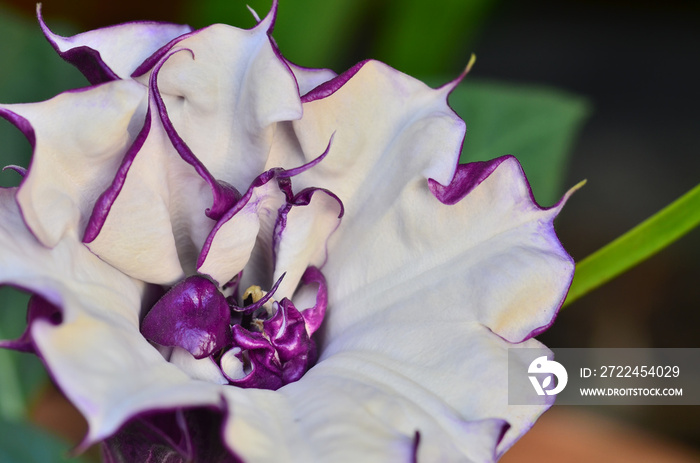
[565,183,700,307]
[0,288,47,421]
[0,5,87,188]
[447,79,590,205]
[0,416,87,462]
[372,0,498,76]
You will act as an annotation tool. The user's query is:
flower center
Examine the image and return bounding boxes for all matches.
[140,273,323,391]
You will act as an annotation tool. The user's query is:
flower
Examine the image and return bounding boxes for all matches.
[0,2,577,462]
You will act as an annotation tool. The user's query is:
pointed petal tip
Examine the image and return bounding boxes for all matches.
[556,178,587,209]
[246,5,262,23]
[252,0,278,34]
[571,178,588,191]
[440,53,477,94]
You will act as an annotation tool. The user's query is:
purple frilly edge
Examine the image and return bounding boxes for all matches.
[196,137,339,275]
[301,59,370,104]
[147,48,240,222]
[37,5,193,85]
[428,154,577,343]
[227,297,316,391]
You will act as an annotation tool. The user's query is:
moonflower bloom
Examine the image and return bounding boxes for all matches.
[0,3,577,462]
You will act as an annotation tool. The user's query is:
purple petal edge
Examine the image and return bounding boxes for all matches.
[38,5,194,85]
[271,186,344,268]
[130,0,276,80]
[37,5,119,85]
[196,143,337,273]
[196,169,277,272]
[149,49,239,221]
[430,155,578,343]
[2,165,27,177]
[82,106,152,244]
[300,60,370,104]
[428,156,506,205]
[0,108,36,151]
[410,431,420,463]
[297,267,327,336]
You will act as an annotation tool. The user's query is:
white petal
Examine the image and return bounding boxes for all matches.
[285,62,337,96]
[0,80,146,246]
[0,188,222,445]
[170,347,228,385]
[221,347,247,381]
[320,309,553,457]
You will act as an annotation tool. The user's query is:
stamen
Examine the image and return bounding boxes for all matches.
[242,285,266,305]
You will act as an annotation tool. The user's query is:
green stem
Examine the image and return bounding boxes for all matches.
[564,183,700,307]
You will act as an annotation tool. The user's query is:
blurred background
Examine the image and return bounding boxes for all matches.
[0,0,698,461]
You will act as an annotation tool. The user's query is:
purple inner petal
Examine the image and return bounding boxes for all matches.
[102,407,240,463]
[264,299,316,384]
[149,49,240,221]
[297,266,328,336]
[229,326,284,390]
[141,276,232,359]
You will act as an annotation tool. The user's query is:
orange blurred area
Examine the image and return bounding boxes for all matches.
[502,408,700,463]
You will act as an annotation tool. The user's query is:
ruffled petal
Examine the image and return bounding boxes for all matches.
[269,60,461,205]
[218,326,517,462]
[0,188,223,446]
[38,5,192,84]
[83,93,214,284]
[136,9,303,191]
[292,266,328,336]
[0,80,146,247]
[321,156,575,345]
[320,304,552,458]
